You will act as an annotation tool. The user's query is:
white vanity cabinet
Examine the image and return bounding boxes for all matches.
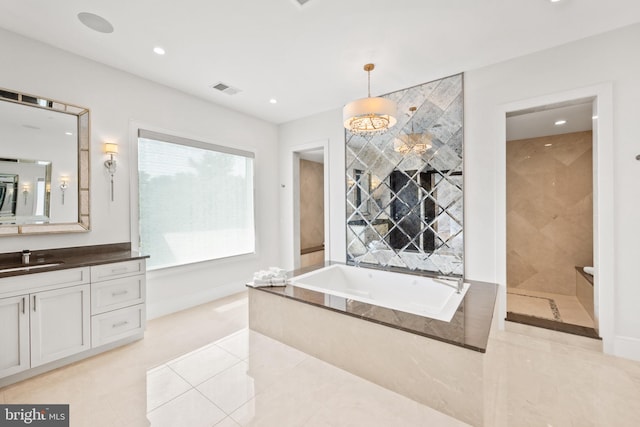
[30,284,91,367]
[90,259,146,347]
[0,258,147,386]
[0,267,91,377]
[0,295,30,378]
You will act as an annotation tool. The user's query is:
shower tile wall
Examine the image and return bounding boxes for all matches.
[300,159,324,251]
[507,131,593,295]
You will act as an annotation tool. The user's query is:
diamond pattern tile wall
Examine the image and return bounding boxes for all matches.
[507,131,593,295]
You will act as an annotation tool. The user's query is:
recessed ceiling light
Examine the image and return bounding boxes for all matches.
[550,0,562,3]
[544,143,553,147]
[77,12,114,34]
[269,98,278,104]
[554,120,567,126]
[65,132,73,136]
[592,115,599,120]
[153,47,166,55]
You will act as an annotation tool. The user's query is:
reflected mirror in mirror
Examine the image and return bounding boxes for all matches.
[0,89,90,235]
[0,160,54,224]
[345,73,464,276]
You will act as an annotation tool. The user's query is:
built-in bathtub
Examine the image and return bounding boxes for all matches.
[248,262,498,426]
[290,264,469,322]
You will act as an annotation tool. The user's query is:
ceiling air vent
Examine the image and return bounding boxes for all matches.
[211,82,241,96]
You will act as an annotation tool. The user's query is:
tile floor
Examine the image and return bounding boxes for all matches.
[2,291,640,426]
[508,287,595,328]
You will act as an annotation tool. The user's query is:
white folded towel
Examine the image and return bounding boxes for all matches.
[250,268,287,287]
[583,266,594,276]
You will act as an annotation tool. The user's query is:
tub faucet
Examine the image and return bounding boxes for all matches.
[436,275,464,294]
[22,249,31,265]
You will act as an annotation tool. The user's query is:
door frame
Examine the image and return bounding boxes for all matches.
[291,140,331,269]
[497,83,614,352]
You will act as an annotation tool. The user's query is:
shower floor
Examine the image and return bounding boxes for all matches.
[506,288,598,338]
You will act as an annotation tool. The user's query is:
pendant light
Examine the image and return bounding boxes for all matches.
[343,64,397,133]
[393,107,432,155]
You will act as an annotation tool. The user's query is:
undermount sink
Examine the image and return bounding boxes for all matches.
[0,263,62,273]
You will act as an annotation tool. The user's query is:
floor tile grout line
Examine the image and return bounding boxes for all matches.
[190,386,228,417]
[164,347,244,386]
[215,342,251,360]
[159,352,250,416]
[146,386,194,415]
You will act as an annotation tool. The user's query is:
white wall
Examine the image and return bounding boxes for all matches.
[0,28,280,318]
[277,23,640,361]
[278,110,345,270]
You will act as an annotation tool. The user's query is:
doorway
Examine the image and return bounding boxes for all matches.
[505,98,598,338]
[291,143,330,270]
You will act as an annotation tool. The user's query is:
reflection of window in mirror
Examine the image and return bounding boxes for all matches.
[354,169,370,215]
[35,178,45,217]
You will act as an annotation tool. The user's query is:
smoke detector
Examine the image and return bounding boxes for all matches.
[296,0,312,5]
[211,82,241,96]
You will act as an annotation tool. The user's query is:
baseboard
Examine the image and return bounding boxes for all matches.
[614,335,640,362]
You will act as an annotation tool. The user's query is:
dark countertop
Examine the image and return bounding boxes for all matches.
[248,262,498,353]
[0,243,149,279]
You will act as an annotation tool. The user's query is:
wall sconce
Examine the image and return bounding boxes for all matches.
[104,142,118,201]
[60,175,69,205]
[22,183,30,205]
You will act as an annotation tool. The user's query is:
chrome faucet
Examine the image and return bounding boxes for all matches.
[21,250,31,265]
[436,275,465,294]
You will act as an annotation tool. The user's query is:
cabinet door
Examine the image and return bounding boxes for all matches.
[30,284,91,368]
[0,295,30,378]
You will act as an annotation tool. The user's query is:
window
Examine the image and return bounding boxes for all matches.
[137,130,255,269]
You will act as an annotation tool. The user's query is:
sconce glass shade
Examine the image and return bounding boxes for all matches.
[104,142,119,155]
[343,97,397,133]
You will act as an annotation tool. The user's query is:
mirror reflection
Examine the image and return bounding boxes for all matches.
[0,160,53,224]
[0,89,89,235]
[345,74,464,275]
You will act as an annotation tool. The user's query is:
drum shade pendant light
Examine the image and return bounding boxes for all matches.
[343,64,397,133]
[394,107,432,155]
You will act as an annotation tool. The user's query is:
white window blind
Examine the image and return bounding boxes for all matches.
[137,129,255,269]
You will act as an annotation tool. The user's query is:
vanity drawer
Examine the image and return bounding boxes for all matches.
[91,260,145,282]
[0,267,90,298]
[92,304,145,347]
[91,275,145,314]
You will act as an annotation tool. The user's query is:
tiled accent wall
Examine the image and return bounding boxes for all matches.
[507,131,593,295]
[300,159,324,251]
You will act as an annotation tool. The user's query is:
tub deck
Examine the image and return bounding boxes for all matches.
[248,262,498,426]
[249,261,497,352]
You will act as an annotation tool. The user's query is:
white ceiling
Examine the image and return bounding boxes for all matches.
[299,149,324,164]
[507,101,594,141]
[1,0,639,124]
